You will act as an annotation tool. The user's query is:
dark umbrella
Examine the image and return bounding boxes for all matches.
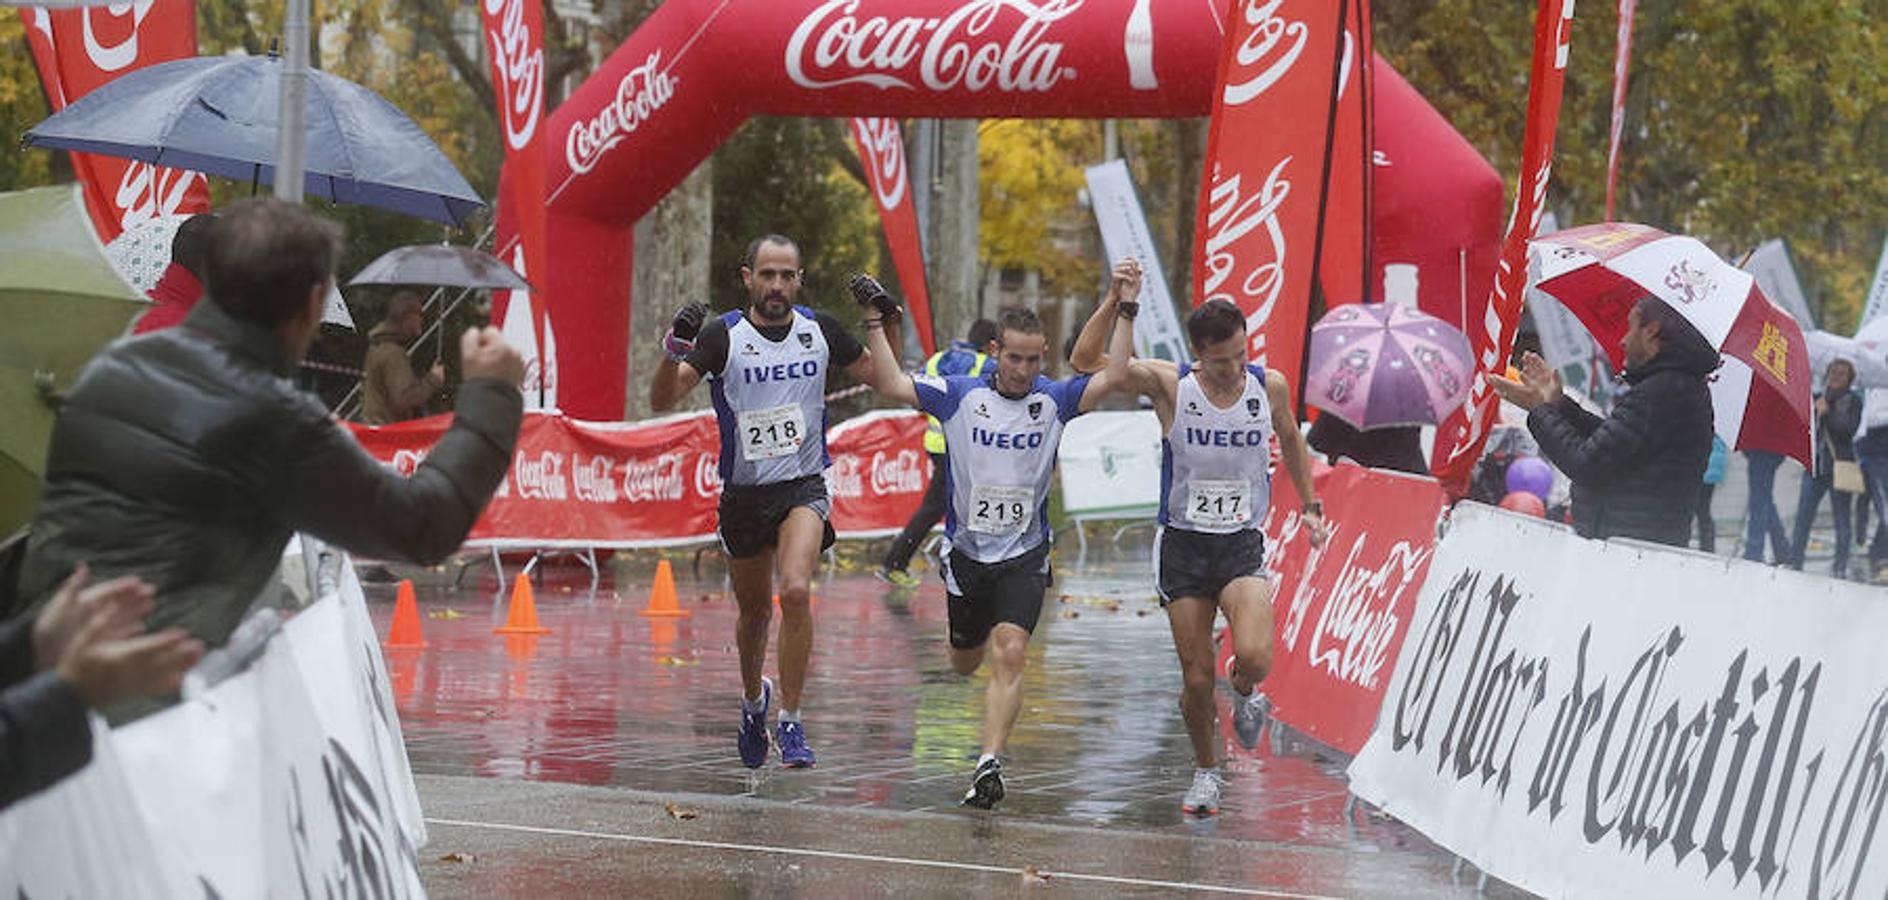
[24,54,484,225]
[347,245,530,292]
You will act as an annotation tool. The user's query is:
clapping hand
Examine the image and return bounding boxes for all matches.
[1485,351,1563,411]
[34,565,204,709]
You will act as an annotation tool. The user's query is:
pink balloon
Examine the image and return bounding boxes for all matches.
[1498,491,1546,518]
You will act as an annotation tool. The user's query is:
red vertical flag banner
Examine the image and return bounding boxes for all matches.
[1316,0,1373,311]
[1192,0,1347,403]
[849,117,936,356]
[1604,0,1637,221]
[483,0,551,357]
[22,2,210,242]
[1432,0,1578,495]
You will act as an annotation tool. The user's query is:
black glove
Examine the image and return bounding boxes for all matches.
[671,301,709,341]
[849,274,902,325]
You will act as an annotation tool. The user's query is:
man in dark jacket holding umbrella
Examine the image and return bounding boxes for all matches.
[1489,296,1717,546]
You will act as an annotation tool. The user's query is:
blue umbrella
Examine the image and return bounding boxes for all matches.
[24,54,484,226]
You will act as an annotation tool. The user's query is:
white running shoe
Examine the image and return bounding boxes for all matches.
[1232,689,1271,750]
[1182,769,1223,816]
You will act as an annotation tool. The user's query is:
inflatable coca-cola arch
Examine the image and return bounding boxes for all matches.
[512,0,1502,421]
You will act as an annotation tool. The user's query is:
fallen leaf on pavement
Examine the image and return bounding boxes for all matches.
[427,609,464,620]
[1059,610,1079,620]
[439,852,475,863]
[665,803,699,820]
[1022,865,1052,885]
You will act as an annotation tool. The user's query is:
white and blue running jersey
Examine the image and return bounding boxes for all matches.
[914,372,1092,564]
[1160,364,1274,534]
[708,307,831,487]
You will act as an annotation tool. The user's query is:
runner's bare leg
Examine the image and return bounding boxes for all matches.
[729,549,776,703]
[772,507,825,712]
[1220,576,1275,696]
[1165,596,1222,769]
[979,622,1032,757]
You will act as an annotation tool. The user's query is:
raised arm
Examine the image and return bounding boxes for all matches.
[1269,370,1327,547]
[1078,300,1139,412]
[650,302,709,413]
[1068,257,1142,374]
[849,274,919,408]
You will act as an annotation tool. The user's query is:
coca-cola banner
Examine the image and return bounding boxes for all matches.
[1219,464,1446,756]
[482,0,551,358]
[22,1,210,242]
[346,410,931,548]
[1432,0,1577,495]
[849,117,936,356]
[1192,0,1347,397]
[1605,0,1636,220]
[1316,0,1372,310]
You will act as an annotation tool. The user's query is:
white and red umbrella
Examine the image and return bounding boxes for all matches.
[1528,222,1813,467]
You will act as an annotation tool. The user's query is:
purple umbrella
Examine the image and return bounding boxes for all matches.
[1306,303,1474,429]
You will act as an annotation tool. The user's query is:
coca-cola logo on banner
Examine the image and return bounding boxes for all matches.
[852,118,907,209]
[1200,157,1293,360]
[870,449,926,494]
[566,51,676,175]
[571,453,619,503]
[1223,0,1306,106]
[786,0,1084,93]
[115,161,199,229]
[622,453,686,503]
[693,455,723,498]
[82,0,158,72]
[825,455,863,499]
[513,451,568,500]
[484,0,544,152]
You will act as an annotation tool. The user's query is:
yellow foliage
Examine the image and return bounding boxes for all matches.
[979,119,1100,297]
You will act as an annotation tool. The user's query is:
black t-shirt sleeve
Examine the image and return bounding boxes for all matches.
[816,311,865,369]
[685,316,730,377]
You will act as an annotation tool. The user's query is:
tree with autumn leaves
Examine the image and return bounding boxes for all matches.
[1376,0,1886,332]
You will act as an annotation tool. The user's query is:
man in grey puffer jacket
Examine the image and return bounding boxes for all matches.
[5,199,523,689]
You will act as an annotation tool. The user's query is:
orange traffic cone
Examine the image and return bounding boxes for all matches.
[640,559,691,618]
[385,579,428,649]
[495,573,551,634]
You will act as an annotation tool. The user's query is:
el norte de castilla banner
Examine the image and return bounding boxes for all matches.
[1350,503,1888,900]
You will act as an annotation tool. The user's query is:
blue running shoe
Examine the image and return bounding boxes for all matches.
[738,676,772,768]
[777,720,816,768]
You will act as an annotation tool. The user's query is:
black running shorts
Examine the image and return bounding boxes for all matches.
[941,542,1051,649]
[1154,526,1267,607]
[717,474,837,560]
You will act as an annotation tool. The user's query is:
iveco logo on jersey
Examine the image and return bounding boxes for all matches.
[971,427,1045,450]
[1184,427,1266,447]
[743,360,820,383]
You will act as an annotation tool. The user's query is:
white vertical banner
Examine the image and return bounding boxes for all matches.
[1857,235,1888,334]
[1744,238,1817,329]
[1350,504,1888,900]
[1084,160,1190,364]
[500,245,558,410]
